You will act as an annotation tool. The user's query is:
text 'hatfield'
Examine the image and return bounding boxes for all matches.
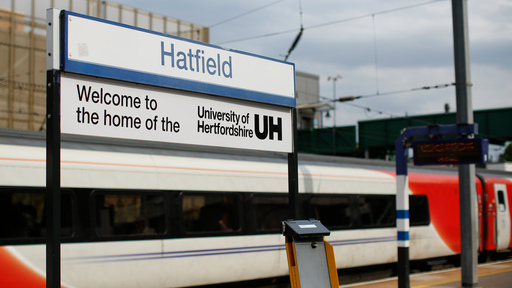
[161,42,232,79]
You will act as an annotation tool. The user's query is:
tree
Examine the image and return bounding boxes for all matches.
[499,143,512,162]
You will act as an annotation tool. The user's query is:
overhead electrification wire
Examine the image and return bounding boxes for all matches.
[283,27,303,61]
[342,102,399,118]
[306,0,446,30]
[355,83,454,99]
[209,0,286,28]
[320,82,454,121]
[319,83,454,102]
[215,28,298,45]
[215,0,445,45]
[284,0,304,61]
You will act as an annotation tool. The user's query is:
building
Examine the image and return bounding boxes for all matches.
[295,71,331,129]
[0,0,208,131]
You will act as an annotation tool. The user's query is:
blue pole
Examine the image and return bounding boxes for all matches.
[394,124,478,288]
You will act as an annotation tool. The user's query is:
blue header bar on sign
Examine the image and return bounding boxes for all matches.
[61,11,296,107]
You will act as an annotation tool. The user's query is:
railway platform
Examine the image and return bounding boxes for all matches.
[340,259,512,288]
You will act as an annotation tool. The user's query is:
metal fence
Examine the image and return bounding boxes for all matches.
[0,0,208,131]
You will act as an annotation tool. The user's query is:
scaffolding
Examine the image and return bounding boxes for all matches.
[0,0,209,131]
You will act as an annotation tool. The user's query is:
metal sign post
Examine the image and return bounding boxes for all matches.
[452,1,478,286]
[288,108,300,219]
[45,69,61,288]
[394,123,486,288]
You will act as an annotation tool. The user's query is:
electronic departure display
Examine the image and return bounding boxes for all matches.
[413,138,488,166]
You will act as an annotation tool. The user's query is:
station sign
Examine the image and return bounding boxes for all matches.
[412,138,488,166]
[62,11,295,107]
[50,10,296,153]
[61,73,293,153]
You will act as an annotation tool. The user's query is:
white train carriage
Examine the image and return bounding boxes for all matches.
[0,129,510,287]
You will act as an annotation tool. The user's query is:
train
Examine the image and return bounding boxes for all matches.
[0,128,511,287]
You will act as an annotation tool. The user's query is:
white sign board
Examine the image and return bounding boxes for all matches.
[63,12,295,107]
[61,73,293,153]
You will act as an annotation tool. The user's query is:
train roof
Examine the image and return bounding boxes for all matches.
[1,128,510,178]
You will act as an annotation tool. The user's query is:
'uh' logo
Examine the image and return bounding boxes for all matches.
[254,114,282,141]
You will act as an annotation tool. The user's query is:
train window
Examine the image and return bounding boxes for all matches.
[252,194,288,232]
[0,189,73,239]
[93,192,166,237]
[181,194,240,233]
[497,191,506,212]
[409,195,430,226]
[308,195,352,230]
[358,195,395,228]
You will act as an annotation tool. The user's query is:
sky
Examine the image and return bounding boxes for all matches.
[110,0,512,131]
[5,0,504,156]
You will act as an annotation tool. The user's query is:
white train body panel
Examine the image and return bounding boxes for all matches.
[0,136,510,287]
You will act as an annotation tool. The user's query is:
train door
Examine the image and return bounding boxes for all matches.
[494,183,511,250]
